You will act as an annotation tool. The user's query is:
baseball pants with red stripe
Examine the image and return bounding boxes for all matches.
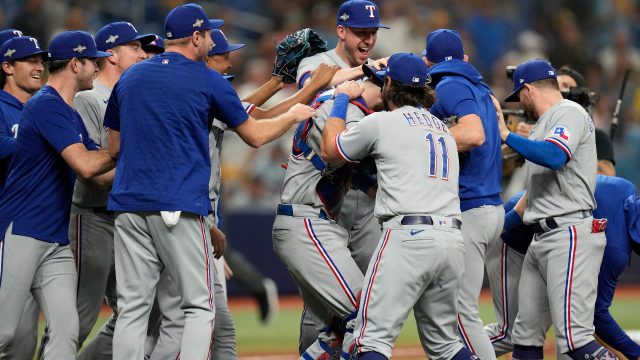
[145,265,237,360]
[511,216,605,354]
[272,212,363,359]
[456,205,504,360]
[353,216,466,360]
[484,240,526,357]
[68,207,119,359]
[298,191,382,354]
[113,212,215,360]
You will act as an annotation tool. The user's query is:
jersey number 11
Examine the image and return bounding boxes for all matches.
[425,132,449,180]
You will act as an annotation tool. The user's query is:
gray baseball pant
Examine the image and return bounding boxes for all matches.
[353,216,466,360]
[3,294,39,360]
[147,266,236,360]
[0,224,79,360]
[484,240,526,357]
[511,216,605,354]
[456,205,504,360]
[113,212,215,360]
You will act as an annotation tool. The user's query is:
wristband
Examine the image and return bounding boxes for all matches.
[330,93,350,120]
[504,209,523,232]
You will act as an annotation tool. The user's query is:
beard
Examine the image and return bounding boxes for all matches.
[79,78,94,92]
[522,101,538,122]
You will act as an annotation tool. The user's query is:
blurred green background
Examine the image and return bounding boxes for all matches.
[36,291,640,359]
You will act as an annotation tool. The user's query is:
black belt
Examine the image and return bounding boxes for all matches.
[277,204,328,220]
[531,210,591,235]
[92,207,114,217]
[400,215,462,230]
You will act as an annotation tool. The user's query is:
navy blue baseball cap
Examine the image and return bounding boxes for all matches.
[505,59,557,102]
[336,0,389,29]
[1,36,49,62]
[424,29,464,63]
[164,3,224,40]
[143,35,165,54]
[95,22,156,51]
[375,52,430,87]
[48,31,111,61]
[0,29,24,47]
[208,29,245,56]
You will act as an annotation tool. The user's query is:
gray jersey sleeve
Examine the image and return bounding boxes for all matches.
[296,50,350,88]
[308,99,366,154]
[296,56,321,87]
[542,104,591,161]
[72,85,111,207]
[335,115,379,162]
[74,92,106,147]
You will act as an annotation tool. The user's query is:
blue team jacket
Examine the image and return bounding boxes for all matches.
[428,60,502,211]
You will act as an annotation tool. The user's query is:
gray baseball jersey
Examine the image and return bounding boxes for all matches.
[296,49,349,88]
[280,95,366,217]
[73,80,112,207]
[336,106,461,220]
[208,102,254,213]
[523,99,596,224]
[511,99,604,354]
[336,105,466,359]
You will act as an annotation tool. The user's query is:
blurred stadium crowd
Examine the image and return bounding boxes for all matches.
[3,0,639,210]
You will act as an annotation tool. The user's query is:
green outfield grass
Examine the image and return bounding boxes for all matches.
[36,295,640,359]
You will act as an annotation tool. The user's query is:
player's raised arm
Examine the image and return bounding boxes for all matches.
[234,103,316,148]
[494,61,568,170]
[250,63,339,119]
[320,80,364,163]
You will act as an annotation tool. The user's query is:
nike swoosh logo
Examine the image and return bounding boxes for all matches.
[410,229,425,236]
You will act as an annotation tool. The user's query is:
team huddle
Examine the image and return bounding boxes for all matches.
[0,1,638,360]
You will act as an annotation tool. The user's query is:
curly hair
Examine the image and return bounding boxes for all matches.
[382,79,436,110]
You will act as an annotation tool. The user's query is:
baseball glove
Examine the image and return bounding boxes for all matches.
[273,28,328,84]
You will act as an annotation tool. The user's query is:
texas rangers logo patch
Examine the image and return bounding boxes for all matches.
[552,126,570,141]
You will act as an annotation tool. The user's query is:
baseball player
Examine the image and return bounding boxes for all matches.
[319,52,476,360]
[496,59,615,360]
[104,4,315,359]
[0,30,32,190]
[295,1,388,351]
[0,30,114,359]
[0,29,23,45]
[148,29,246,360]
[273,69,383,359]
[143,29,338,360]
[296,0,388,90]
[423,28,504,360]
[61,21,153,360]
[485,127,640,360]
[142,35,165,56]
[0,32,47,360]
